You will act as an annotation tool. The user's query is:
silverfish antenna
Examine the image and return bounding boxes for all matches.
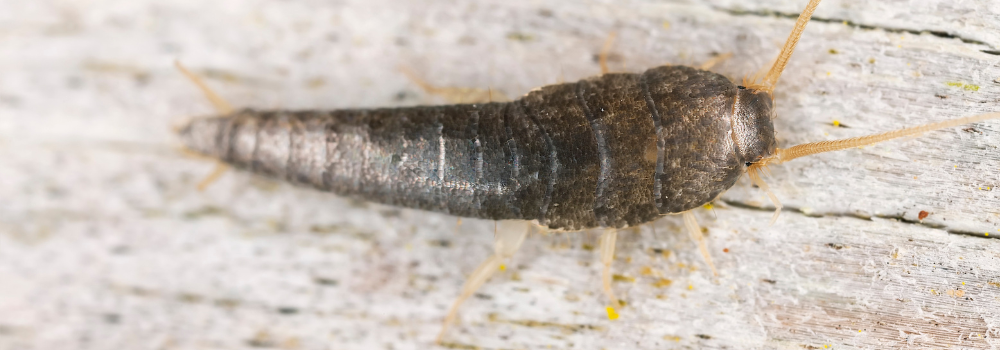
[760,0,822,92]
[769,112,1000,165]
[743,0,821,222]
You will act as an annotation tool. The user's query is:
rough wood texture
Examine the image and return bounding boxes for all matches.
[1,0,999,349]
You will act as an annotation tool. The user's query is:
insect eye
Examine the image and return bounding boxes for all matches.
[745,162,752,167]
[737,85,746,90]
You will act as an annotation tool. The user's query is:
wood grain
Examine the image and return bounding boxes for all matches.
[0,0,998,349]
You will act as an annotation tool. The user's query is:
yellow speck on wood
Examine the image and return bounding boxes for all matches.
[703,203,714,210]
[664,335,681,341]
[832,120,841,127]
[640,266,654,276]
[868,58,876,64]
[613,274,635,283]
[499,264,506,271]
[662,21,670,29]
[826,71,831,76]
[946,81,980,91]
[606,307,619,320]
[305,77,325,89]
[828,48,838,54]
[687,284,694,290]
[283,337,302,349]
[653,279,673,288]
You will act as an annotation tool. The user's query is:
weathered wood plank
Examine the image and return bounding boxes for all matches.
[0,0,998,349]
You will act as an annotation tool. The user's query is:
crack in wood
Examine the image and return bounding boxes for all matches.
[711,6,998,55]
[718,199,999,240]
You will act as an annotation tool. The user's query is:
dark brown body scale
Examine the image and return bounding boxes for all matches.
[179,65,775,231]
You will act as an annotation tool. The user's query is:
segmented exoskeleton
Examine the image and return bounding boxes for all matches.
[176,0,1000,343]
[179,65,775,231]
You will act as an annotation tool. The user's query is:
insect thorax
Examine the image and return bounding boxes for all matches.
[645,66,775,216]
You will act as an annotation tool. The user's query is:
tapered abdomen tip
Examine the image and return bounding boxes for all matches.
[176,116,227,158]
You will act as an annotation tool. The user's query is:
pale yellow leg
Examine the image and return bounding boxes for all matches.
[682,211,718,276]
[598,229,622,317]
[436,220,529,344]
[399,67,509,104]
[748,165,783,224]
[598,31,617,75]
